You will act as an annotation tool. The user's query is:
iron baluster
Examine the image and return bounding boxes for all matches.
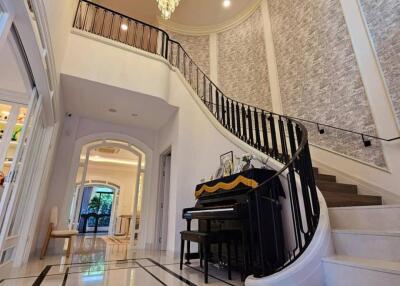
[261,111,269,154]
[241,104,247,140]
[231,101,236,135]
[247,106,254,145]
[254,109,261,149]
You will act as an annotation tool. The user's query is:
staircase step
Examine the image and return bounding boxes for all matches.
[329,205,400,231]
[317,181,357,194]
[323,255,400,286]
[332,229,400,262]
[322,192,382,207]
[315,173,336,182]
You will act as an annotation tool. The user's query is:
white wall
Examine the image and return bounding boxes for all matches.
[62,31,171,104]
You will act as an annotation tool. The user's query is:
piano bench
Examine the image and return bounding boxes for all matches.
[180,230,241,283]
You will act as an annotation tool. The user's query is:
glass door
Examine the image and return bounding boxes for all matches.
[0,93,40,266]
[0,103,28,202]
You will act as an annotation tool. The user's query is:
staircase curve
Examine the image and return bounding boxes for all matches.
[73,1,332,284]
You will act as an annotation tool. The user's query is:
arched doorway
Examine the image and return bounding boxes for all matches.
[69,139,146,245]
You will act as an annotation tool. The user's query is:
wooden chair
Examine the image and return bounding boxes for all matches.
[40,206,79,259]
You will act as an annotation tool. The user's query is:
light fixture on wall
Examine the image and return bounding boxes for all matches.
[156,0,180,20]
[121,23,128,31]
[223,0,231,8]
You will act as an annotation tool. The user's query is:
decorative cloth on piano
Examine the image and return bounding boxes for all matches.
[195,169,281,199]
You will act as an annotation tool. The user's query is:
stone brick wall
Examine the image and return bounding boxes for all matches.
[268,0,386,167]
[166,31,210,76]
[217,8,272,111]
[359,0,400,126]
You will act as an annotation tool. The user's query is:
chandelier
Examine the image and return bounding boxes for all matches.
[156,0,180,20]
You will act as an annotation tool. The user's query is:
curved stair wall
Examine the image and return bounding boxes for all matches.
[68,0,333,283]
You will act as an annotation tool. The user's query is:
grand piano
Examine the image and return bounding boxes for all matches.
[182,168,286,278]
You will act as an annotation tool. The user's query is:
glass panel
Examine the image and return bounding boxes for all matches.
[0,96,38,236]
[0,103,13,201]
[2,107,28,177]
[8,116,45,236]
[0,103,12,142]
[0,247,14,265]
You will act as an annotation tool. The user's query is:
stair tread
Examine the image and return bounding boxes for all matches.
[323,255,400,275]
[315,173,336,182]
[329,204,400,210]
[332,229,400,236]
[322,192,382,207]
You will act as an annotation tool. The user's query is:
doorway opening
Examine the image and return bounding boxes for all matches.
[155,149,171,250]
[69,140,146,246]
[77,184,116,234]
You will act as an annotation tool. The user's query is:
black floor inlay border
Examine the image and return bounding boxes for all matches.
[146,258,197,286]
[136,260,167,286]
[0,257,241,285]
[184,264,237,286]
[61,267,69,286]
[32,265,51,286]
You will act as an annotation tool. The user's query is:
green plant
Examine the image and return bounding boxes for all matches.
[88,196,101,213]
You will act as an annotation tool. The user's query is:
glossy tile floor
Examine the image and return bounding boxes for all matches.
[0,235,243,285]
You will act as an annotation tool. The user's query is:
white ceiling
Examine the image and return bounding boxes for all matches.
[61,74,177,131]
[94,0,259,28]
[170,0,259,27]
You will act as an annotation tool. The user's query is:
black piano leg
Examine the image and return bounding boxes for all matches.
[234,241,239,265]
[227,240,232,280]
[200,243,203,268]
[185,241,191,265]
[204,242,209,284]
[180,239,184,270]
[218,242,222,262]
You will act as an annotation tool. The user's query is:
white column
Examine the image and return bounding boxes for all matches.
[260,0,283,114]
[339,0,399,137]
[209,33,219,85]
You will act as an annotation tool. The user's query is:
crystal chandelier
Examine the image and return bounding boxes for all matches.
[156,0,180,20]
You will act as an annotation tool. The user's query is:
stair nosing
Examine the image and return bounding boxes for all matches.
[329,204,400,210]
[323,255,400,275]
[332,229,400,237]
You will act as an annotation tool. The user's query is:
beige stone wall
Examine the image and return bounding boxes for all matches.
[217,8,272,111]
[359,0,400,127]
[268,0,386,167]
[166,31,210,76]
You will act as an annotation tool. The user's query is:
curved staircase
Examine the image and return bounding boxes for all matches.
[72,1,398,285]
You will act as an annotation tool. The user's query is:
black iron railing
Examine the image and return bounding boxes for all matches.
[74,0,319,277]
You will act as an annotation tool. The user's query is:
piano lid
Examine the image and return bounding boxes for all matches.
[195,168,277,199]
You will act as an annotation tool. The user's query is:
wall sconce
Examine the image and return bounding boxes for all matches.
[317,124,325,134]
[362,135,371,147]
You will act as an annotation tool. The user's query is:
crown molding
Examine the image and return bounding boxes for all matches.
[158,0,262,36]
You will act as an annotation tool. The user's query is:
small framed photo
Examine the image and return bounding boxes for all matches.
[220,151,234,177]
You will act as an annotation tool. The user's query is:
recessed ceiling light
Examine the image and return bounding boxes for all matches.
[108,108,117,113]
[121,24,128,31]
[223,0,231,8]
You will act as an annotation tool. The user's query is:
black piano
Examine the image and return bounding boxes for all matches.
[182,168,286,278]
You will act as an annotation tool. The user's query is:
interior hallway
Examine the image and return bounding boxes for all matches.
[0,236,243,286]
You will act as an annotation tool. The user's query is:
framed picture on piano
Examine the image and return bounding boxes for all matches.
[220,151,234,177]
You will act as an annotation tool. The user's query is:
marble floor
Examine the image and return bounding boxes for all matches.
[0,235,244,286]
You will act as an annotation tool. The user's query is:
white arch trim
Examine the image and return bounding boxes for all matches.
[62,132,155,249]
